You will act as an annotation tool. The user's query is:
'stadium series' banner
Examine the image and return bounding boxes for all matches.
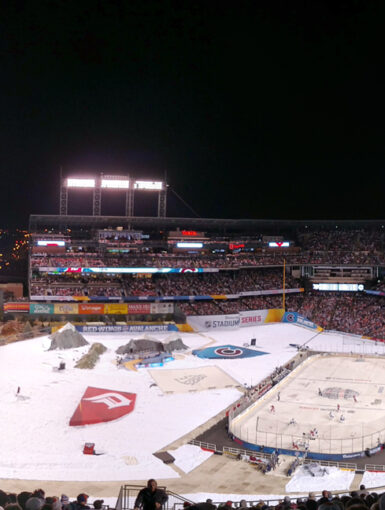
[239,309,285,326]
[187,309,316,332]
[187,314,240,332]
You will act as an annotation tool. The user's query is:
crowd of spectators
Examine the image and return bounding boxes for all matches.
[29,268,296,298]
[0,488,104,510]
[28,268,385,338]
[26,227,385,339]
[30,250,385,268]
[0,485,384,510]
[297,228,385,251]
[176,290,385,339]
[30,226,385,272]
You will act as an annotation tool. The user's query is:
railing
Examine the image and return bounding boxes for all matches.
[188,439,218,452]
[187,440,357,470]
[223,446,272,461]
[302,458,357,470]
[365,464,385,471]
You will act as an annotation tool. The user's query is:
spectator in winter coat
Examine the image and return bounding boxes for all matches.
[17,494,32,510]
[134,480,168,510]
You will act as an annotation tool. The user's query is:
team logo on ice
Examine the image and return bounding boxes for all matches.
[174,374,207,385]
[192,344,268,359]
[84,392,134,409]
[69,387,136,426]
[215,347,243,357]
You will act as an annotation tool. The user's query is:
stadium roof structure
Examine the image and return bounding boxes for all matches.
[29,214,385,233]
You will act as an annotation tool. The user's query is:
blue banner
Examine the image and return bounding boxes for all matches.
[365,290,385,297]
[282,312,320,330]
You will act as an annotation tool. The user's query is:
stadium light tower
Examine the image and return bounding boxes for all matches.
[60,173,167,217]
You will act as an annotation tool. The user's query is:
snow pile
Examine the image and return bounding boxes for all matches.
[116,338,164,355]
[171,444,213,473]
[49,325,89,350]
[361,471,385,489]
[285,465,355,492]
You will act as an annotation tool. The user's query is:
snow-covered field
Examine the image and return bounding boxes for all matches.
[1,322,385,493]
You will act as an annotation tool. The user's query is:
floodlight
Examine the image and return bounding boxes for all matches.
[134,180,163,190]
[66,178,95,188]
[101,179,130,189]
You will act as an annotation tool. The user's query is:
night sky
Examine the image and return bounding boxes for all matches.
[1,1,385,227]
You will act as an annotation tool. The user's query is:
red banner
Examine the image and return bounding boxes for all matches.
[79,303,106,314]
[70,386,136,426]
[4,302,30,313]
[126,303,151,314]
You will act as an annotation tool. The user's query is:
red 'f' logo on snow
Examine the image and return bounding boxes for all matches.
[69,386,136,426]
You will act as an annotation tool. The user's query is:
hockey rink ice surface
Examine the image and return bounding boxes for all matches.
[230,353,385,455]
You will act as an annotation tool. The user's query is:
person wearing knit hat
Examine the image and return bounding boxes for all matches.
[17,493,33,510]
[3,505,22,510]
[60,496,70,510]
[76,495,90,509]
[25,498,44,510]
[0,491,8,509]
[45,497,62,510]
[378,494,385,510]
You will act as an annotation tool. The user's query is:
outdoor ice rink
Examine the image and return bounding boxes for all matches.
[230,353,385,455]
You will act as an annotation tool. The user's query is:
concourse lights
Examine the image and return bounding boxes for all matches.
[176,242,203,249]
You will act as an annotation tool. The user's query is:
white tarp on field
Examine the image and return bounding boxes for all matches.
[148,365,242,393]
